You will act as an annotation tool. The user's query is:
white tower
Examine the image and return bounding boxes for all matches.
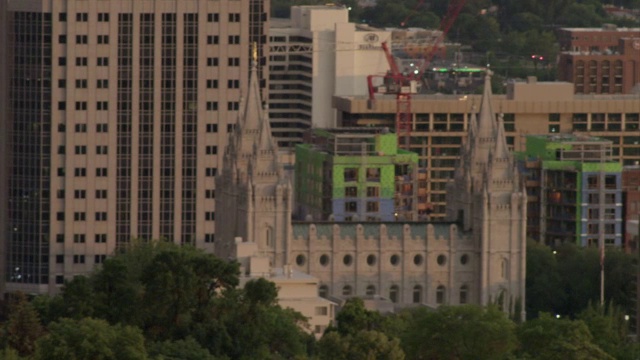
[446,73,527,319]
[215,47,293,267]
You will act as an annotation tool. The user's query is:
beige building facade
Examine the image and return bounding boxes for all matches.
[334,77,640,219]
[217,61,527,317]
[0,0,267,294]
[235,238,337,338]
[268,5,391,147]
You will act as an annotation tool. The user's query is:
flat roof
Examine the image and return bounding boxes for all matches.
[270,268,318,280]
[560,27,640,32]
[313,127,391,136]
[293,4,349,10]
[528,134,610,143]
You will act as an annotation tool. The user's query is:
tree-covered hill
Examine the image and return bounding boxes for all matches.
[273,0,639,83]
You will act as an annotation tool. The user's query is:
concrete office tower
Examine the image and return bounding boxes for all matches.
[269,5,391,147]
[0,0,267,295]
[334,77,640,219]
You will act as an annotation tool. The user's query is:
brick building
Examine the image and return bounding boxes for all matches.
[557,25,640,94]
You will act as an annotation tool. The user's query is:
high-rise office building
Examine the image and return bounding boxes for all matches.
[0,0,268,295]
[334,77,640,219]
[268,5,391,148]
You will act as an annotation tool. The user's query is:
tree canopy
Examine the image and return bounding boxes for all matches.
[1,241,639,359]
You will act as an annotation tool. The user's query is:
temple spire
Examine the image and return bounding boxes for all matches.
[477,71,496,141]
[493,113,510,161]
[252,41,258,65]
[235,43,266,157]
[466,106,477,154]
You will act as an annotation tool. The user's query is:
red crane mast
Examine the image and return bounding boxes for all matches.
[367,0,466,149]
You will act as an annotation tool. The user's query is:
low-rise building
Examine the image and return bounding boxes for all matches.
[557,25,640,94]
[623,166,640,251]
[518,134,623,247]
[294,128,424,222]
[235,237,337,338]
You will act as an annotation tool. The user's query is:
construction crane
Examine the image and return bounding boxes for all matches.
[367,0,466,149]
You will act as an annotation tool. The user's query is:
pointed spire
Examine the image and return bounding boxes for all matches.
[465,106,477,154]
[243,42,265,131]
[257,103,276,153]
[493,113,510,161]
[477,71,496,141]
[469,105,478,135]
[235,42,267,158]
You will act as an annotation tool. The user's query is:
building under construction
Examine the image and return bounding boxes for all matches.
[294,128,426,222]
[518,134,623,247]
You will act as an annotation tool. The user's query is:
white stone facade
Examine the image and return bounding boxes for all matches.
[217,63,527,318]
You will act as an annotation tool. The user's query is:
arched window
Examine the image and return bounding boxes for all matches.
[413,285,422,304]
[459,284,468,304]
[265,226,273,247]
[342,285,353,297]
[436,285,446,305]
[366,285,376,296]
[318,285,328,298]
[614,59,623,70]
[389,285,399,303]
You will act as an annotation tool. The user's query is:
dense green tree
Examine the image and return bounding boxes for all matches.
[317,330,405,360]
[3,293,44,357]
[526,241,564,319]
[578,303,640,359]
[517,313,613,360]
[509,12,544,32]
[30,294,65,326]
[333,298,379,336]
[34,318,147,360]
[402,305,517,360]
[92,256,144,326]
[43,242,241,342]
[527,242,637,321]
[141,245,239,340]
[0,348,23,360]
[602,248,636,312]
[147,337,220,360]
[22,242,317,359]
[558,3,606,26]
[496,0,575,29]
[58,275,96,319]
[243,278,278,306]
[554,243,601,317]
[207,283,311,360]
